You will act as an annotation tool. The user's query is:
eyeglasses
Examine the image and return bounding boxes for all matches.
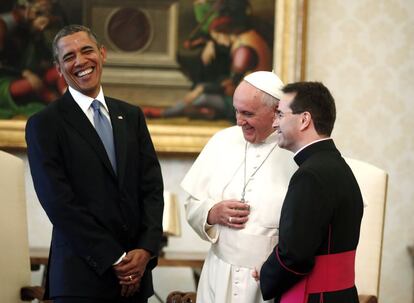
[276,111,304,119]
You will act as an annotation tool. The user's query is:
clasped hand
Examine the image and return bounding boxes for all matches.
[207,199,250,229]
[113,249,151,297]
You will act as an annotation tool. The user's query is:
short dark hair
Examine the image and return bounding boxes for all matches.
[282,82,336,136]
[52,24,100,63]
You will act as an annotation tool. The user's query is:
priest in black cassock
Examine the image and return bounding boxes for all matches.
[257,82,364,303]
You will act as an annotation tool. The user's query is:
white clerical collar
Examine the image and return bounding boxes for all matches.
[69,86,107,113]
[294,137,331,157]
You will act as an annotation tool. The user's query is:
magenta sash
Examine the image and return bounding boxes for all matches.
[281,250,356,303]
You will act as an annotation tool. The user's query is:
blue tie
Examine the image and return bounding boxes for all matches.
[91,100,117,173]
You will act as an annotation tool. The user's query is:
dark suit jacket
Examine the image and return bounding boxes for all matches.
[260,139,363,303]
[26,90,164,300]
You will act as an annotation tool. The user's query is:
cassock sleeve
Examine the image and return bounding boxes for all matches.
[182,136,220,242]
[260,169,333,300]
[182,127,246,243]
[182,129,228,243]
[185,195,219,242]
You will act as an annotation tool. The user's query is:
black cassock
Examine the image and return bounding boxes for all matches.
[260,139,363,303]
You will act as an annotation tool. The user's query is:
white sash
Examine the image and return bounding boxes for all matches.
[211,227,278,269]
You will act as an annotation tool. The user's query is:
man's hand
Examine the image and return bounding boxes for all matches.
[113,249,152,297]
[207,200,250,229]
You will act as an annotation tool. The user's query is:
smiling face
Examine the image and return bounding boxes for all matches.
[273,92,303,152]
[55,31,106,98]
[233,81,276,144]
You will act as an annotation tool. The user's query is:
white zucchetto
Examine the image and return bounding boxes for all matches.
[243,71,284,100]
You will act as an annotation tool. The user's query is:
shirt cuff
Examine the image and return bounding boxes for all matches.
[113,252,126,265]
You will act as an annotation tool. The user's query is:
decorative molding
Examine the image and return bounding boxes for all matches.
[274,0,308,82]
[83,0,179,68]
[0,120,26,149]
[0,120,223,155]
[102,67,191,88]
[148,124,224,154]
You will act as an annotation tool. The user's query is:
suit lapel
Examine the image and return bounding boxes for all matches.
[107,98,127,186]
[58,91,117,179]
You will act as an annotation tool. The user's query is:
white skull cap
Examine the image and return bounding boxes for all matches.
[243,71,284,99]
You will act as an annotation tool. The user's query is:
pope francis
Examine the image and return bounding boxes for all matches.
[182,71,297,302]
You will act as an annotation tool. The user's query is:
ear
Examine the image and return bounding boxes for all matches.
[100,45,107,63]
[55,62,62,77]
[299,112,312,131]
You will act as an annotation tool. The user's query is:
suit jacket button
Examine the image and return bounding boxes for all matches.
[122,224,129,231]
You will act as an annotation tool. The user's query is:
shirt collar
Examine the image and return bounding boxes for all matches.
[68,86,108,113]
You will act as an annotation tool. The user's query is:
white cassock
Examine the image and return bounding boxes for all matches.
[182,126,297,303]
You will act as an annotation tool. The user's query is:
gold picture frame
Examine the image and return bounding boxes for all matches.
[0,0,307,154]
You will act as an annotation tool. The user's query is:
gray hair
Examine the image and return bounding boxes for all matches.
[260,91,279,108]
[52,24,101,63]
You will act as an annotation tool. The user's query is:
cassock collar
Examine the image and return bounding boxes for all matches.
[293,139,339,166]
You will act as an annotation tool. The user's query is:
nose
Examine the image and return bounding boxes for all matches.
[236,112,245,126]
[74,53,87,66]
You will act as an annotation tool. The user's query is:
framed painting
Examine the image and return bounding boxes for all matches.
[0,0,307,154]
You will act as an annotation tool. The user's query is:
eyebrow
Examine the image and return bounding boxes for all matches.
[236,109,255,116]
[61,45,96,61]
